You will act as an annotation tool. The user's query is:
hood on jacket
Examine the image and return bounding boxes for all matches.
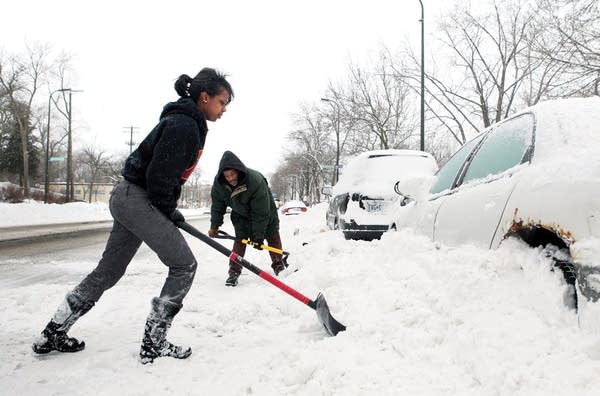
[216,151,247,184]
[160,97,208,132]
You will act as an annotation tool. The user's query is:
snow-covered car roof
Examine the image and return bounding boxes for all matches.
[332,149,438,197]
[524,96,600,157]
[282,200,307,209]
[516,96,600,183]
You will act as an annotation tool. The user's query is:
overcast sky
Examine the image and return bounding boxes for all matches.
[2,0,449,181]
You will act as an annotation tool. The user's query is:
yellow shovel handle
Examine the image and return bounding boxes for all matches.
[241,239,285,255]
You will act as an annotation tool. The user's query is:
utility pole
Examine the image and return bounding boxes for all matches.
[124,126,139,154]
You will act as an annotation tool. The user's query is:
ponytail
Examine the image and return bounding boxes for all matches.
[174,74,193,98]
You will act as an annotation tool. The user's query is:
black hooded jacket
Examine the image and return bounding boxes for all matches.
[122,97,207,216]
[210,151,279,240]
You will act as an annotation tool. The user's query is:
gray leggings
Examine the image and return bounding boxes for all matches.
[73,180,197,307]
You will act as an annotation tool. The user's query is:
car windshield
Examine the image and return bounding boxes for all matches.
[430,134,485,194]
[430,113,535,195]
[461,113,534,184]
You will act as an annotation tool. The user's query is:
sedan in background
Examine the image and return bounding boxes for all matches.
[324,149,438,241]
[281,200,308,215]
[392,97,600,315]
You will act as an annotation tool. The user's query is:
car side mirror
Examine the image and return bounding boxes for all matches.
[394,175,436,204]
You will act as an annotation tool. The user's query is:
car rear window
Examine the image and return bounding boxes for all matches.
[335,152,436,197]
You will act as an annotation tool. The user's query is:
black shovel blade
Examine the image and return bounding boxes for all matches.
[314,292,346,336]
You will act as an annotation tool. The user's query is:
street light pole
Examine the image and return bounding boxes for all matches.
[418,0,425,152]
[65,89,83,202]
[44,88,71,204]
[320,97,341,184]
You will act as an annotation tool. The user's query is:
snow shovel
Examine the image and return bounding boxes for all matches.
[213,230,290,267]
[176,221,346,336]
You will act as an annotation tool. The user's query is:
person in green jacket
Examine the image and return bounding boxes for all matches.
[208,151,285,286]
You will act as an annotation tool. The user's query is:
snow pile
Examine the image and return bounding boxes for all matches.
[1,203,600,395]
[0,201,207,227]
[0,201,113,227]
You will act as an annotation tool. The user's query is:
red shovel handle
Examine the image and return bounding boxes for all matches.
[177,221,315,308]
[176,221,345,335]
[228,251,315,308]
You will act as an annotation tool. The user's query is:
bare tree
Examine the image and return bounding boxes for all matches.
[443,2,541,125]
[274,51,422,191]
[533,0,600,96]
[393,0,599,164]
[285,103,332,202]
[77,146,111,203]
[270,101,341,203]
[396,0,549,150]
[270,160,301,203]
[320,85,357,184]
[104,153,127,184]
[0,43,73,197]
[42,51,75,188]
[0,43,52,194]
[330,52,417,154]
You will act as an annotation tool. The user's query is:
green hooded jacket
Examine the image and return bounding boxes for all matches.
[210,151,279,241]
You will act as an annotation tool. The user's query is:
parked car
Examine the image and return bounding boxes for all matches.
[281,200,308,215]
[392,97,600,312]
[324,149,438,241]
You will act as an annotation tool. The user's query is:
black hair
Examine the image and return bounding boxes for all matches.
[174,68,234,104]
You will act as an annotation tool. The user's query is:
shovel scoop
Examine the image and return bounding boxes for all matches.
[313,292,346,336]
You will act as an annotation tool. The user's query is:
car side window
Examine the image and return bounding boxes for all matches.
[430,134,486,194]
[461,113,534,185]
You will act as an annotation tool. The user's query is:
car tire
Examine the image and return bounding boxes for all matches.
[334,217,341,231]
[544,245,578,311]
[335,217,352,240]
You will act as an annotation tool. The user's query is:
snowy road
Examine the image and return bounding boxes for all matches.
[0,217,211,287]
[2,204,600,395]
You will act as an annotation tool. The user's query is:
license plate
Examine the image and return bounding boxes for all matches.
[365,200,384,212]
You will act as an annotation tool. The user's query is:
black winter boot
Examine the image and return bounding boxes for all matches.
[225,273,239,287]
[32,292,94,354]
[139,297,192,364]
[271,260,286,276]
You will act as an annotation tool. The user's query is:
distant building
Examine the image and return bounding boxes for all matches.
[43,182,116,204]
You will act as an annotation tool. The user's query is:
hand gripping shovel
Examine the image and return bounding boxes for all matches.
[214,230,290,267]
[177,221,346,336]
